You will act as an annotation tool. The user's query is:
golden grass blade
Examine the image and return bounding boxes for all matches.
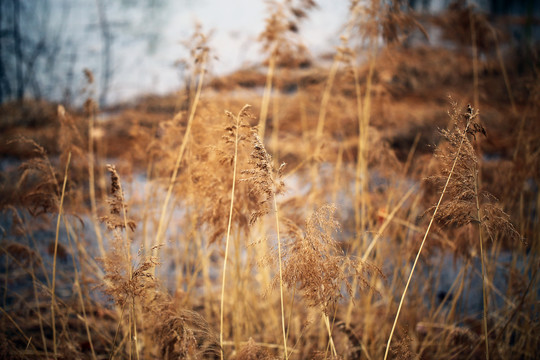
[51,151,71,358]
[384,119,473,360]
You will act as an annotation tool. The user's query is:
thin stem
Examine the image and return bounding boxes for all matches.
[323,313,338,358]
[384,121,472,360]
[469,9,479,109]
[64,217,97,360]
[474,169,490,360]
[274,194,288,360]
[31,262,49,358]
[0,306,38,353]
[111,166,137,358]
[109,302,128,360]
[153,52,207,260]
[345,185,415,326]
[314,56,340,157]
[285,287,296,342]
[131,297,140,360]
[51,151,71,358]
[491,28,516,113]
[220,106,246,359]
[87,102,105,258]
[259,51,276,140]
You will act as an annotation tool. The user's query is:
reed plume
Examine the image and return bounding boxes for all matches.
[257,0,316,140]
[217,104,252,358]
[427,104,520,249]
[425,103,521,359]
[384,102,491,360]
[100,164,220,359]
[279,204,379,314]
[276,204,381,357]
[242,129,288,358]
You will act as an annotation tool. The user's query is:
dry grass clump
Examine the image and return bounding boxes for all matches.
[13,138,63,216]
[100,164,220,359]
[278,204,380,314]
[0,1,538,359]
[258,0,316,68]
[0,100,59,159]
[149,296,221,360]
[1,241,41,268]
[236,338,278,360]
[190,106,255,244]
[426,103,521,256]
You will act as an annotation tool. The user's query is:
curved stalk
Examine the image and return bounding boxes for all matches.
[153,52,208,259]
[259,49,276,140]
[274,194,289,360]
[51,151,71,358]
[384,120,473,360]
[220,105,248,359]
[474,168,490,359]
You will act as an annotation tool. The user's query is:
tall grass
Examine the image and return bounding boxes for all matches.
[0,1,537,359]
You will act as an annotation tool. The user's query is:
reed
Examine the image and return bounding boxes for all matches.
[0,1,536,359]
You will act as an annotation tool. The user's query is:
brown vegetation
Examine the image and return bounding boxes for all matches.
[0,1,538,359]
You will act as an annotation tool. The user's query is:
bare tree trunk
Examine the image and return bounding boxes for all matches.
[0,2,8,102]
[12,0,23,101]
[95,0,112,107]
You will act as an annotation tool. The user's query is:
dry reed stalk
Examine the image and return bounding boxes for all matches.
[220,104,251,358]
[30,257,48,358]
[274,195,288,359]
[242,130,288,358]
[276,204,381,357]
[257,0,315,140]
[420,272,465,356]
[357,42,377,247]
[252,222,278,336]
[85,98,106,259]
[51,151,71,358]
[401,103,521,359]
[351,50,368,250]
[314,56,340,154]
[259,48,276,141]
[308,36,346,207]
[271,90,280,161]
[474,163,490,360]
[431,105,521,358]
[331,144,344,204]
[490,27,516,114]
[100,164,145,359]
[383,105,477,360]
[63,215,97,360]
[152,44,208,261]
[440,261,468,322]
[2,244,113,356]
[345,185,415,326]
[469,7,479,109]
[139,161,154,256]
[493,263,538,350]
[402,133,422,176]
[323,313,338,358]
[342,0,385,256]
[257,0,281,141]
